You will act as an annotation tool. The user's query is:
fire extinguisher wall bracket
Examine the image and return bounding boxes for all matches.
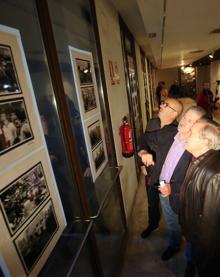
[122,152,134,158]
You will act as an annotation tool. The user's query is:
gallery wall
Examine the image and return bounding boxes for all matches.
[95,0,138,219]
[0,25,66,276]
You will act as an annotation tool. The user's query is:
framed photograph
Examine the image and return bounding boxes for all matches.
[76,58,93,86]
[69,47,108,180]
[92,142,106,172]
[14,200,58,274]
[88,120,102,150]
[81,86,97,113]
[0,162,50,235]
[0,97,34,156]
[0,44,21,95]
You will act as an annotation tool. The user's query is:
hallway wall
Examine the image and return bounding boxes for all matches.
[196,65,210,92]
[95,0,138,220]
[155,67,179,91]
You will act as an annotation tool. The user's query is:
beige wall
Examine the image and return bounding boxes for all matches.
[155,67,179,91]
[95,0,138,220]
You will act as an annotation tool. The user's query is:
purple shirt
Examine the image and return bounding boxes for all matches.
[159,134,186,183]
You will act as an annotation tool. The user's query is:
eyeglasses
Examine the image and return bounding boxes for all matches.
[161,100,177,112]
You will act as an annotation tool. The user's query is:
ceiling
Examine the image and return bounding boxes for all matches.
[110,0,220,69]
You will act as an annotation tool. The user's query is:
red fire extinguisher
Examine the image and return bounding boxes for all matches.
[119,116,134,158]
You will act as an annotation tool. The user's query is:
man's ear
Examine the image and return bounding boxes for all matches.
[203,137,210,148]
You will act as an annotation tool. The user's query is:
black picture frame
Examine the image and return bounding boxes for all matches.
[88,120,102,149]
[13,200,58,274]
[76,58,93,85]
[0,97,34,155]
[0,162,50,236]
[0,44,21,96]
[92,142,105,171]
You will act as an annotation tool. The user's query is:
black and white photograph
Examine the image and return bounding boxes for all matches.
[76,58,93,85]
[92,142,106,171]
[0,98,33,155]
[81,86,97,113]
[88,120,102,149]
[0,163,50,235]
[0,45,21,95]
[14,200,58,274]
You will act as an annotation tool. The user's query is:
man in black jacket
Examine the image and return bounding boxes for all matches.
[138,98,183,238]
[180,119,220,276]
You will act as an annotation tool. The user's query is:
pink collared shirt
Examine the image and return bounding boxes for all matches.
[159,134,186,183]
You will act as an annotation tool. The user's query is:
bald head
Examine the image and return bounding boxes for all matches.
[158,98,183,126]
[168,98,183,116]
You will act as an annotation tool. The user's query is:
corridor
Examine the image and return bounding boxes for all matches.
[1,1,220,276]
[121,176,186,277]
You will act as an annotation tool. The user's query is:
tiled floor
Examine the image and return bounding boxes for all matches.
[121,175,186,277]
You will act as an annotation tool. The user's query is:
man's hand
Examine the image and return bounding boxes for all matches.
[159,183,171,197]
[140,165,148,176]
[139,151,155,167]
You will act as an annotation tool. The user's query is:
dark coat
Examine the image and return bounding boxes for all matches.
[138,117,192,213]
[180,150,220,253]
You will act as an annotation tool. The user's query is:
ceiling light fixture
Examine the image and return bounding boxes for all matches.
[209,52,214,59]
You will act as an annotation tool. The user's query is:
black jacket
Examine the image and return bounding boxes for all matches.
[138,117,191,213]
[180,150,220,256]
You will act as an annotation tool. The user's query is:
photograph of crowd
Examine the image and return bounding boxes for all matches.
[92,142,106,171]
[0,45,21,95]
[0,163,49,235]
[88,120,102,149]
[14,200,58,273]
[0,98,33,155]
[81,86,97,113]
[76,58,93,85]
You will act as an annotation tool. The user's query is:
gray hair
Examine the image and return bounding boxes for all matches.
[198,119,220,150]
[184,105,206,118]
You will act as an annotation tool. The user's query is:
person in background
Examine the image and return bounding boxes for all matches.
[156,81,165,108]
[158,106,206,261]
[179,119,220,276]
[160,87,169,102]
[138,98,183,239]
[196,82,214,118]
[169,80,180,98]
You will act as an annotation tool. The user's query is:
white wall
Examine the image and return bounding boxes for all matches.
[155,67,179,90]
[95,0,138,220]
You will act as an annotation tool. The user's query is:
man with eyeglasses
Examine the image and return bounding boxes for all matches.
[138,98,183,240]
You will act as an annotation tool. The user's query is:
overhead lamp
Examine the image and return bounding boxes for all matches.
[209,52,214,59]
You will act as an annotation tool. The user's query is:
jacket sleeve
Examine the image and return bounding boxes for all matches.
[138,118,159,152]
[169,152,192,213]
[200,174,220,251]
